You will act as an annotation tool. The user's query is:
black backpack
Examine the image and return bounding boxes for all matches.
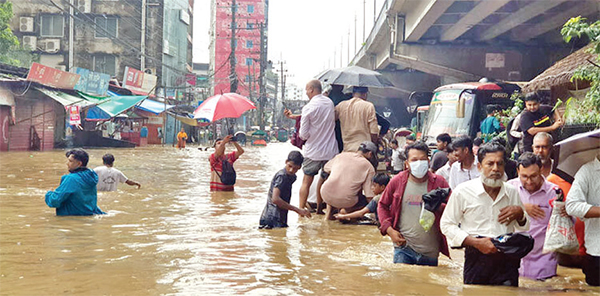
[213,158,236,186]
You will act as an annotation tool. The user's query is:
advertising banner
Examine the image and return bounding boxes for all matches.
[73,67,110,96]
[123,66,157,95]
[68,105,81,125]
[26,63,80,89]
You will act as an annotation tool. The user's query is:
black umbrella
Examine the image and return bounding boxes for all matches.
[315,65,395,88]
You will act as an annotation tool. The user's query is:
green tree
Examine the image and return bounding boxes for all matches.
[0,1,36,67]
[561,17,600,125]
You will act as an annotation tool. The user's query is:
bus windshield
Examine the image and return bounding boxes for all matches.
[421,89,475,143]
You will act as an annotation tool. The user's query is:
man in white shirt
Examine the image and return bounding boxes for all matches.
[441,142,528,286]
[566,156,600,286]
[435,144,457,183]
[449,136,480,189]
[390,139,404,174]
[298,80,339,212]
[94,154,141,192]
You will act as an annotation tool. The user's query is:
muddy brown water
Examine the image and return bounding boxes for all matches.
[0,143,598,295]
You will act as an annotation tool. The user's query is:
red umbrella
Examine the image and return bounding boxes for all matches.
[193,93,256,122]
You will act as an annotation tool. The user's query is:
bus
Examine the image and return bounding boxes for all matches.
[420,81,520,146]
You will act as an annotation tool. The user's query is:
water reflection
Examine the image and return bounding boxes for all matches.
[0,144,597,295]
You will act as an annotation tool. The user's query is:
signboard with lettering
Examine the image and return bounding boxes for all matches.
[68,105,81,125]
[123,66,157,95]
[485,53,505,69]
[26,63,80,89]
[73,67,110,96]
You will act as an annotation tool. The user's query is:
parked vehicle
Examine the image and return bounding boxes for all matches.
[419,81,520,146]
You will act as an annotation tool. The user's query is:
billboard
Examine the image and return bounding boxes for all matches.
[123,66,158,95]
[73,67,111,96]
[26,63,80,89]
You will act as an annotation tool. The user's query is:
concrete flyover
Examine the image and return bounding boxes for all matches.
[350,0,600,126]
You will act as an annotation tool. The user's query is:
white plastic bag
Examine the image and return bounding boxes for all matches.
[419,203,435,232]
[542,201,579,254]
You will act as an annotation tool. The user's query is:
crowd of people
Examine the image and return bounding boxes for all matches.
[44,79,599,288]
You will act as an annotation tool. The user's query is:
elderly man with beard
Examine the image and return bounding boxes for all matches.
[441,142,529,286]
[532,132,553,177]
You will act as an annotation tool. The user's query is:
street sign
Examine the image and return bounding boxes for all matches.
[26,63,80,89]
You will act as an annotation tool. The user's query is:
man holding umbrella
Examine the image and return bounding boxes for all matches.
[335,86,379,152]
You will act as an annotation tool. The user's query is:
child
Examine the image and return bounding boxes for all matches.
[334,173,390,224]
[259,151,311,229]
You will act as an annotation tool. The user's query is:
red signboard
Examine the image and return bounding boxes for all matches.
[26,63,80,89]
[123,66,157,95]
[68,105,81,125]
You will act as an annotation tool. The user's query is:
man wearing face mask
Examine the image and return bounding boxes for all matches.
[378,141,450,266]
[441,142,529,286]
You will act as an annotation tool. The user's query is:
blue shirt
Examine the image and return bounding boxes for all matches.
[45,168,105,216]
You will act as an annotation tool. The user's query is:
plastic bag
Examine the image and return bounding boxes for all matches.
[419,203,435,232]
[542,201,579,254]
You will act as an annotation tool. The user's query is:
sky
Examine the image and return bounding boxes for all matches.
[193,0,386,87]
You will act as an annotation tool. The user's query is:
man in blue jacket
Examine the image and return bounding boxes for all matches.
[45,149,105,216]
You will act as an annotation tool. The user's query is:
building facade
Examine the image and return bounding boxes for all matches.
[209,0,267,98]
[10,0,193,96]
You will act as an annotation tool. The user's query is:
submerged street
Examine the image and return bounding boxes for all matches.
[0,143,596,295]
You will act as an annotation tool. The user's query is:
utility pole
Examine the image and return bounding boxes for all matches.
[374,0,377,24]
[141,0,146,70]
[68,0,74,70]
[347,29,350,64]
[229,0,238,93]
[258,22,267,131]
[363,0,366,41]
[354,13,357,54]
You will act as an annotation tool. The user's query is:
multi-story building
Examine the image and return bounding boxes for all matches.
[209,0,267,98]
[10,0,193,98]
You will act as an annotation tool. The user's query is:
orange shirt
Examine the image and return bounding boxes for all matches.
[177,131,187,140]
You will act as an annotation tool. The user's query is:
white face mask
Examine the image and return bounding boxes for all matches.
[409,160,429,179]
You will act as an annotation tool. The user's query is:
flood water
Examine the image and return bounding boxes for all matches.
[0,143,598,295]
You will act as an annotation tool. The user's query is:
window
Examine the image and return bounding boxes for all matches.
[40,15,64,37]
[247,23,254,29]
[95,16,118,38]
[247,5,254,13]
[93,55,117,76]
[245,58,253,66]
[246,40,253,48]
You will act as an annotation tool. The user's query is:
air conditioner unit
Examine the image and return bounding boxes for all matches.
[19,17,34,32]
[40,39,61,53]
[76,0,91,13]
[22,36,37,50]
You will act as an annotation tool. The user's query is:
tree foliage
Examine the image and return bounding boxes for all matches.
[561,17,600,125]
[0,1,36,67]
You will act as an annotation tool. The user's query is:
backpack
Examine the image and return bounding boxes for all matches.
[212,158,236,186]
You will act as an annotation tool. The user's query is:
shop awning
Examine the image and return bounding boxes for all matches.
[81,93,147,120]
[136,99,174,115]
[171,113,201,126]
[36,87,97,107]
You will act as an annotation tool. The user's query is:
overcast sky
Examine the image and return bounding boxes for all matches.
[193,0,385,87]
